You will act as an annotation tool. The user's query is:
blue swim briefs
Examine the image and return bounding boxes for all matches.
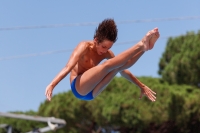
[70,77,94,101]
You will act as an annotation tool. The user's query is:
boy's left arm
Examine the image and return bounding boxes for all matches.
[120,69,156,102]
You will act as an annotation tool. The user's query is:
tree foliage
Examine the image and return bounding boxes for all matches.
[158,30,200,86]
[1,77,200,133]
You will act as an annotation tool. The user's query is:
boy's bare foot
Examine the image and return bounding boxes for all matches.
[149,28,160,50]
[142,28,160,51]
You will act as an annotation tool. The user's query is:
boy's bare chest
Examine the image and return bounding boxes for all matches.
[80,51,105,69]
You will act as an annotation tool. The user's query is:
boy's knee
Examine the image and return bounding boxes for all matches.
[102,60,112,70]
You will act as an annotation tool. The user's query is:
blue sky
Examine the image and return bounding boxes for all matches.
[0,1,200,113]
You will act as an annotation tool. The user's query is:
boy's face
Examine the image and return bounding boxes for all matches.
[95,39,113,55]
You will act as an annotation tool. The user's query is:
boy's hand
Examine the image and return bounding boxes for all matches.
[45,85,54,101]
[139,85,156,102]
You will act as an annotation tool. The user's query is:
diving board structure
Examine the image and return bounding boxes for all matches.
[0,112,66,133]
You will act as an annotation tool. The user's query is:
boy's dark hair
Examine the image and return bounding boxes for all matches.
[94,18,118,43]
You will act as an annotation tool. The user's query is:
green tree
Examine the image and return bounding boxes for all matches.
[158,30,200,86]
[2,77,200,133]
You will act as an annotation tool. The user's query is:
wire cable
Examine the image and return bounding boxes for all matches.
[0,16,200,31]
[0,36,172,61]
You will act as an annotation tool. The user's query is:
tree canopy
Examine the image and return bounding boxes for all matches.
[158,30,200,86]
[1,77,200,133]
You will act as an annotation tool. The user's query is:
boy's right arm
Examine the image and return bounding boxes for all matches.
[45,42,88,101]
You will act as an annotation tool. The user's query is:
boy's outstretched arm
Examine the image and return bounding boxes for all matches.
[45,42,88,101]
[120,69,156,102]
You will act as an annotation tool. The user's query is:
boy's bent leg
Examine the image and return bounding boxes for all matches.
[92,51,145,98]
[75,43,143,96]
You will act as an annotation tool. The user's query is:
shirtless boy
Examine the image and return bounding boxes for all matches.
[45,18,160,102]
